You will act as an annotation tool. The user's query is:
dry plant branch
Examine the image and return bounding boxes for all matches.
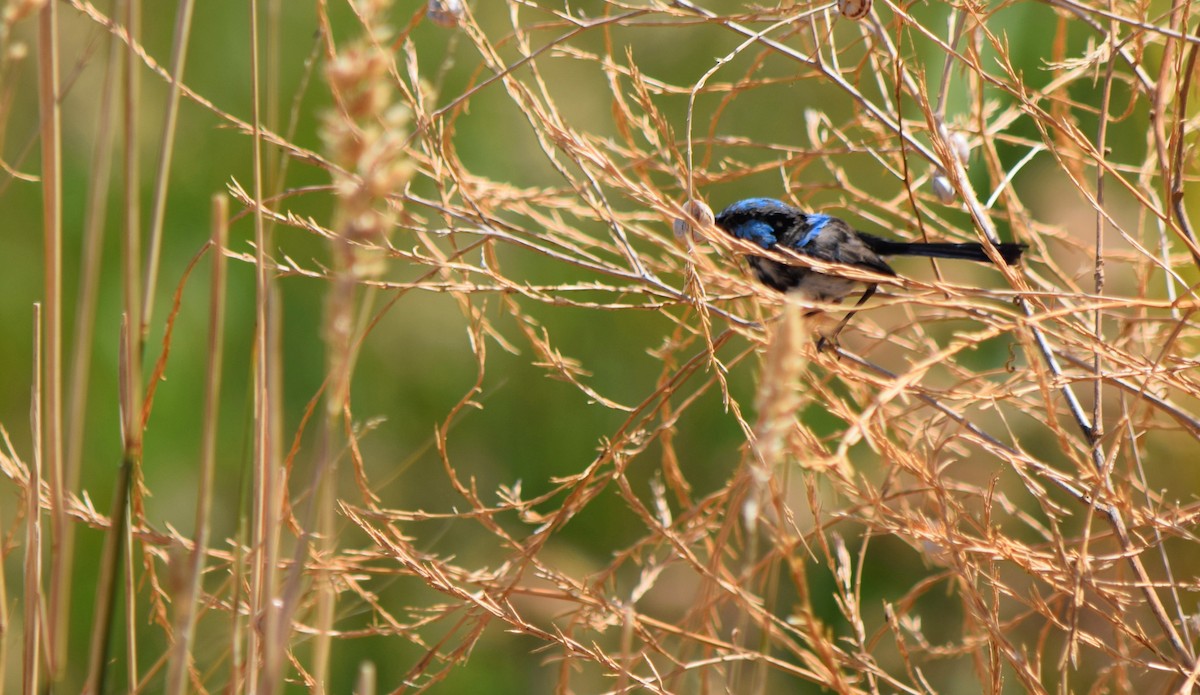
[2,0,1200,693]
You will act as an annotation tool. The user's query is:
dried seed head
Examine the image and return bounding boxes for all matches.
[837,0,871,21]
[427,0,464,27]
[321,16,416,272]
[672,199,714,244]
[949,131,972,164]
[931,171,956,204]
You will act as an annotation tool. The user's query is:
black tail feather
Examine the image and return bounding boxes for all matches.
[862,234,1026,265]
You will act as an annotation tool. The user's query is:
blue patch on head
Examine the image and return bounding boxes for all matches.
[795,213,831,248]
[729,219,778,249]
[715,196,792,222]
[721,198,789,218]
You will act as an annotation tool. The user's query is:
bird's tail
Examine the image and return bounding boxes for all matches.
[864,236,1026,265]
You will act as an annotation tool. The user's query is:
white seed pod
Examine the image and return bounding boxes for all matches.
[837,0,871,21]
[673,199,715,244]
[948,130,971,164]
[427,0,464,28]
[930,170,956,204]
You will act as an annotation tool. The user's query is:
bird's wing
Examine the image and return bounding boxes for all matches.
[784,218,897,277]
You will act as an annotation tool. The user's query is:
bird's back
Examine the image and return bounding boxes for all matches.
[715,198,895,300]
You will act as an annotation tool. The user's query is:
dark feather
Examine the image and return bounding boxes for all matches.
[714,197,1025,304]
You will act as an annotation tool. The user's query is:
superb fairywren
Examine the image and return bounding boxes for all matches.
[714,197,1026,346]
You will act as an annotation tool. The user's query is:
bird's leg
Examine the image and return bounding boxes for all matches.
[816,284,877,352]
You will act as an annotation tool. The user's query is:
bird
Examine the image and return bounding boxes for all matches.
[713,197,1026,347]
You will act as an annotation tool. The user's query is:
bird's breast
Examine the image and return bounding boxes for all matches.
[748,256,859,303]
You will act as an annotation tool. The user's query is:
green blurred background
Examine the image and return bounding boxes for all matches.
[3,0,1196,692]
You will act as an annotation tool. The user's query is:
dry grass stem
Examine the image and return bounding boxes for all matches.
[2,0,1199,692]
